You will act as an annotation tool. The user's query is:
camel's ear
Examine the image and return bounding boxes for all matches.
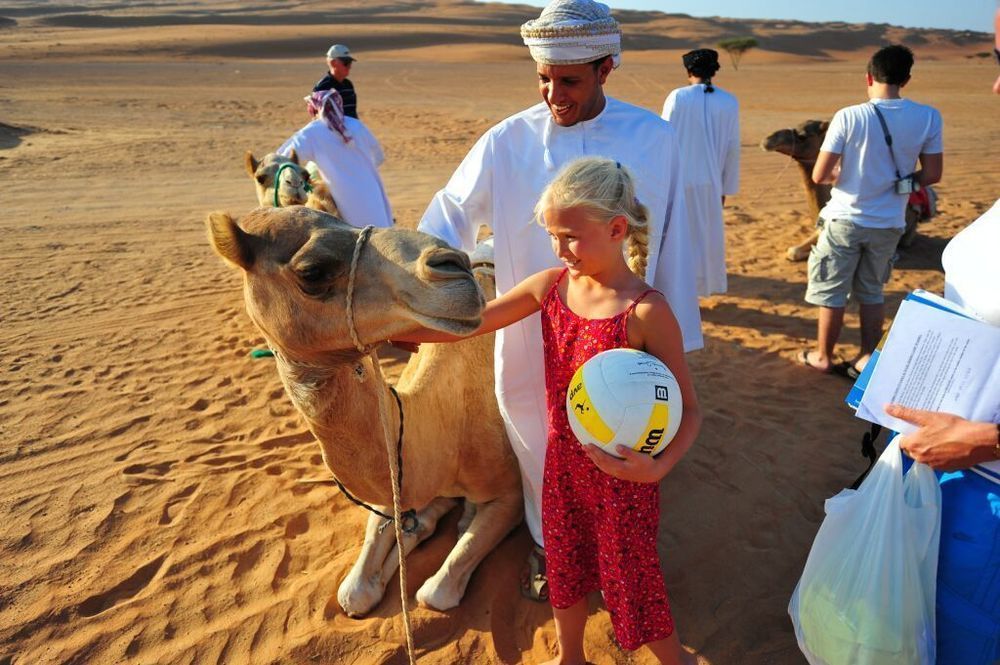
[287,149,300,165]
[206,211,254,270]
[801,120,827,136]
[244,151,259,178]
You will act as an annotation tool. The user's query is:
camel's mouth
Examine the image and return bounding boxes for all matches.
[404,275,485,335]
[412,310,482,336]
[760,129,796,153]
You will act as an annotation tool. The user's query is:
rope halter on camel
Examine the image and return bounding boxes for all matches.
[345,224,418,665]
[272,162,313,208]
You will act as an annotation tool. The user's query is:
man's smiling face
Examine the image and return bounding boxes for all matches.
[537,58,612,127]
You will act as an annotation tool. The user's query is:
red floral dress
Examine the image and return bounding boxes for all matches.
[540,270,675,650]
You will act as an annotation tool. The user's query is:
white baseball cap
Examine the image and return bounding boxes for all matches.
[326,44,356,61]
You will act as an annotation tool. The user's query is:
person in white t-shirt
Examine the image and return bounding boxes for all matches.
[799,45,942,376]
[661,48,740,296]
[278,89,393,229]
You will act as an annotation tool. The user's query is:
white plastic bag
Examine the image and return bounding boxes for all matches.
[789,437,942,665]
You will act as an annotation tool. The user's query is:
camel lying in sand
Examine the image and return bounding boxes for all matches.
[245,150,338,215]
[206,205,522,616]
[761,119,925,261]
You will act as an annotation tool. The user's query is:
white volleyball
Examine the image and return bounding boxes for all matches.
[566,348,682,458]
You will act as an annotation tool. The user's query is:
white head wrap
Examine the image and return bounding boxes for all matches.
[520,0,622,69]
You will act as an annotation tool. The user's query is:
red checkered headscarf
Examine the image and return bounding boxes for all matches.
[305,90,352,143]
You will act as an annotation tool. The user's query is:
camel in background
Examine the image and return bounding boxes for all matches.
[206,206,522,616]
[245,150,338,215]
[761,119,926,261]
[760,120,833,261]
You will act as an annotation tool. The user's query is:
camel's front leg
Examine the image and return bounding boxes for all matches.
[786,228,820,262]
[415,490,523,611]
[337,497,457,617]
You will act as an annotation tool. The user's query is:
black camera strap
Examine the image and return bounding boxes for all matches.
[870,102,903,180]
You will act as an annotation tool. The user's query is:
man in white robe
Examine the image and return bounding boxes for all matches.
[418,0,701,574]
[278,90,393,229]
[661,48,740,296]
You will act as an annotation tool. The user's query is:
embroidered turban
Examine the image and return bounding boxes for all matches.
[520,0,622,69]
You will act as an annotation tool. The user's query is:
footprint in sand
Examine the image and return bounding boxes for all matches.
[77,554,167,618]
[158,483,200,526]
[283,513,309,539]
[122,460,174,477]
[259,432,313,451]
[188,398,210,412]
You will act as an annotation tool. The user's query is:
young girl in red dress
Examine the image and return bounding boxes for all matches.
[399,157,700,665]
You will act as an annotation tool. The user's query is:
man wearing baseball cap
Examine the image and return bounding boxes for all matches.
[313,44,358,118]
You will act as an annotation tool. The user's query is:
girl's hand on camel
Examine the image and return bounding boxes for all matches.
[886,403,999,471]
[583,444,663,484]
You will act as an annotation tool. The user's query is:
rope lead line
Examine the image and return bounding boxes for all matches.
[346,225,417,665]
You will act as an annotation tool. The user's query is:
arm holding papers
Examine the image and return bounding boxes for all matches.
[848,290,1000,471]
[854,291,1000,429]
[885,404,1000,471]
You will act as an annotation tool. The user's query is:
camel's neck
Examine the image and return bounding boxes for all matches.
[793,159,831,218]
[273,353,400,503]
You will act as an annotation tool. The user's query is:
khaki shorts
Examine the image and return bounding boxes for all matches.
[805,219,903,308]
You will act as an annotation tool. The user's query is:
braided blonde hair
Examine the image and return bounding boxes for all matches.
[535,157,650,278]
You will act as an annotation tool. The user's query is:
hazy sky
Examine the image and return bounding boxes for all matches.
[493,0,995,33]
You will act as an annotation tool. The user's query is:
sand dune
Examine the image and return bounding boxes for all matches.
[0,1,997,663]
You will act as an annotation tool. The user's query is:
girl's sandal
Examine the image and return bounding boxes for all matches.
[519,545,549,602]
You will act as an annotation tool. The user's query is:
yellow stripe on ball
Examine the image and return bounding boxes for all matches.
[567,365,614,444]
[632,403,670,455]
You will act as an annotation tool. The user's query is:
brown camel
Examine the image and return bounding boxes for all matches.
[245,150,338,215]
[206,206,522,616]
[761,119,924,261]
[760,120,832,261]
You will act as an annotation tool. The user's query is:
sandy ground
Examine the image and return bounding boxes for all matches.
[1,2,997,664]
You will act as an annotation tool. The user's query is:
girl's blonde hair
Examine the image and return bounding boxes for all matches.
[535,157,650,278]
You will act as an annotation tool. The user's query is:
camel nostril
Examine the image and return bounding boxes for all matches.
[424,250,472,278]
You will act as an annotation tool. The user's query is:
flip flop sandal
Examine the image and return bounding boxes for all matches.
[797,348,832,374]
[519,545,549,602]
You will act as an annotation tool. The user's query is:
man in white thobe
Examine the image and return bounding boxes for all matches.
[278,90,393,229]
[662,49,740,296]
[418,0,702,584]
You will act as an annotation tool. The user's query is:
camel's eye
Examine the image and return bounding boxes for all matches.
[294,262,334,297]
[256,172,268,185]
[298,264,327,283]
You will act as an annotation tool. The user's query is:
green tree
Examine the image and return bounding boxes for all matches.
[717,37,759,71]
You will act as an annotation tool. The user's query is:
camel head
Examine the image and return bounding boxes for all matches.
[759,119,830,161]
[245,150,314,209]
[206,206,484,361]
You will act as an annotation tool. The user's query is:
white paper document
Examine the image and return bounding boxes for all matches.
[857,297,1000,433]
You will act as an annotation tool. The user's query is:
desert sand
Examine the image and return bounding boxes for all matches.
[1,1,997,663]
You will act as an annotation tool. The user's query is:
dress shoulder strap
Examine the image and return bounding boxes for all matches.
[542,268,569,304]
[624,288,662,316]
